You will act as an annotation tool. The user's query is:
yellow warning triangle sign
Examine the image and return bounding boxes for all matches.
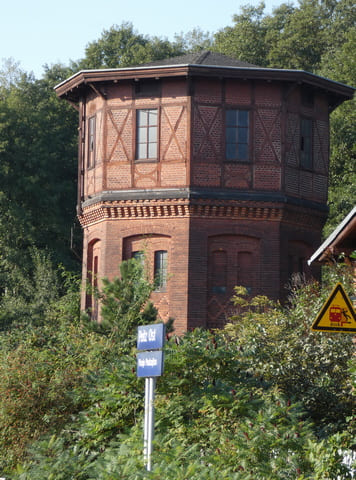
[311,283,356,333]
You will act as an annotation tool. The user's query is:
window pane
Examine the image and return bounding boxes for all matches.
[148,109,158,126]
[137,110,148,126]
[136,109,158,160]
[226,110,237,126]
[89,116,95,136]
[225,110,250,162]
[88,116,96,167]
[137,127,147,143]
[226,127,237,143]
[226,143,237,160]
[300,118,312,169]
[154,250,167,290]
[238,143,248,160]
[303,136,311,153]
[148,125,157,142]
[211,250,227,293]
[238,127,248,143]
[301,118,311,135]
[138,143,147,159]
[148,142,157,158]
[238,110,249,126]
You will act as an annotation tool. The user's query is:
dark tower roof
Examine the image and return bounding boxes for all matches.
[138,50,259,68]
[55,50,354,109]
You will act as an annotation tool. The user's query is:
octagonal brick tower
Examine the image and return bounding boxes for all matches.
[55,51,354,334]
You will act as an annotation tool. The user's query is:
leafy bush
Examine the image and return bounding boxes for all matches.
[14,329,355,479]
[225,273,354,435]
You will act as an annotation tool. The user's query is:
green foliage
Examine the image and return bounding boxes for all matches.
[13,327,355,479]
[226,272,354,435]
[0,65,79,278]
[213,0,355,72]
[0,315,118,473]
[0,249,60,329]
[173,28,213,52]
[91,258,158,345]
[76,22,184,70]
[213,3,268,67]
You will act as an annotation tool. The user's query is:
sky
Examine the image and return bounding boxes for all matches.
[1,0,290,79]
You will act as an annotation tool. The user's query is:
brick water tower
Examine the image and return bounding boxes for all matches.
[55,51,354,334]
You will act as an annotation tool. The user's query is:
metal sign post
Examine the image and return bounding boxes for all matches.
[137,324,165,472]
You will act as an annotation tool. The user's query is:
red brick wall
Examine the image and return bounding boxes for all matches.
[83,79,190,194]
[78,75,331,333]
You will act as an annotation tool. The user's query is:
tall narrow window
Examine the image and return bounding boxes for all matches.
[226,109,249,161]
[136,109,158,160]
[211,250,227,294]
[300,118,312,169]
[86,240,100,320]
[238,251,253,295]
[154,250,167,291]
[88,116,96,168]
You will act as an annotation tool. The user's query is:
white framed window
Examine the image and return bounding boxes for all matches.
[225,109,249,161]
[136,109,158,160]
[87,116,96,168]
[154,250,167,291]
[300,118,312,169]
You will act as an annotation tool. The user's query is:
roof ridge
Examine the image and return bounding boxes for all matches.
[195,50,211,64]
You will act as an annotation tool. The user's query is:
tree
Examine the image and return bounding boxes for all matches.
[213,3,268,66]
[76,22,185,70]
[264,0,330,71]
[318,22,356,233]
[173,28,214,52]
[0,65,79,290]
[94,258,158,344]
[0,57,22,90]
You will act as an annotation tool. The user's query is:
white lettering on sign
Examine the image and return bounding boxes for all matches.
[138,328,157,344]
[148,328,156,341]
[138,329,148,343]
[138,357,158,367]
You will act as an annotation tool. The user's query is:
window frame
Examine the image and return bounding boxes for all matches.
[211,249,227,295]
[135,108,158,162]
[154,250,168,292]
[300,117,313,170]
[225,108,250,162]
[87,115,96,169]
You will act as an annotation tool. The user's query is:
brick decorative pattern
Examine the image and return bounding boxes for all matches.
[79,199,285,227]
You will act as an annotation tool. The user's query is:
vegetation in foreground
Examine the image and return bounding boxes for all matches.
[0,255,354,479]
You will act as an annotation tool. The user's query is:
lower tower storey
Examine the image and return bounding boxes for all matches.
[79,190,325,335]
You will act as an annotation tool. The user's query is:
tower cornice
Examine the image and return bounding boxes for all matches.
[79,192,326,231]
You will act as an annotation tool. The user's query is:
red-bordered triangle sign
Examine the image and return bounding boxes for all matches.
[311,283,356,333]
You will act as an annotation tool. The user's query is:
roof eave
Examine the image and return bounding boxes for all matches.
[308,206,356,265]
[55,63,355,103]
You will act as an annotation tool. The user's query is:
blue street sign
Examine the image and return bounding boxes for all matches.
[137,351,164,377]
[137,324,165,351]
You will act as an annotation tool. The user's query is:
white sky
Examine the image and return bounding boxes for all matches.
[1,0,291,78]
